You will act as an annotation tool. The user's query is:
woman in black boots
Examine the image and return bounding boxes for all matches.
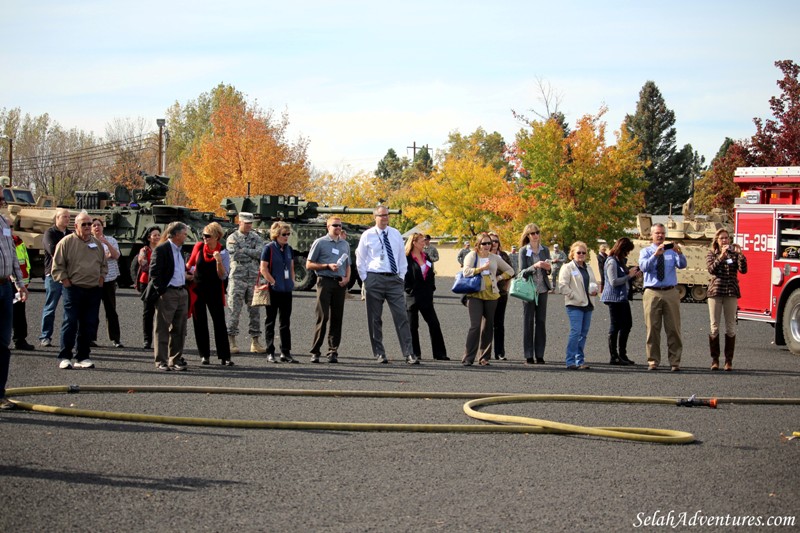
[706,229,747,371]
[600,238,641,365]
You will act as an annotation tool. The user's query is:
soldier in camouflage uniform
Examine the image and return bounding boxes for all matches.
[225,212,266,353]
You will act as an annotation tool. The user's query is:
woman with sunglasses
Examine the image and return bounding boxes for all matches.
[260,221,296,363]
[518,223,552,364]
[186,222,232,365]
[488,232,513,361]
[461,232,514,366]
[557,241,598,369]
[404,233,449,360]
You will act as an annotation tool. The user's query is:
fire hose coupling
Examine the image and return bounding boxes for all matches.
[67,385,81,393]
[676,394,717,408]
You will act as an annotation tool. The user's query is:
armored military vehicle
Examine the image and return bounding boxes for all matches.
[629,202,733,302]
[220,194,399,291]
[4,173,236,286]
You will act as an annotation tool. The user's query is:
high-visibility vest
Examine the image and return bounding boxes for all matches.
[15,240,30,286]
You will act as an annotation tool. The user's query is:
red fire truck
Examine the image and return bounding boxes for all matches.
[734,166,800,354]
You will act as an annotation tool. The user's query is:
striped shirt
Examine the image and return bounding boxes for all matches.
[1,217,28,286]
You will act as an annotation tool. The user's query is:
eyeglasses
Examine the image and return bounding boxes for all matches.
[480,242,492,246]
[79,222,92,227]
[575,251,587,255]
[281,233,291,237]
[202,234,212,239]
[376,214,389,218]
[529,231,540,235]
[330,224,342,228]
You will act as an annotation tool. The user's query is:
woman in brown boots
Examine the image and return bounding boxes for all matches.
[706,229,747,370]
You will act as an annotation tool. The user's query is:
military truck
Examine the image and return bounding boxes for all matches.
[629,204,733,302]
[3,174,236,286]
[220,194,399,291]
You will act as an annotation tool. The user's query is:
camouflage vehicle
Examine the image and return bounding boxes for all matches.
[220,194,399,291]
[629,202,733,302]
[3,174,236,286]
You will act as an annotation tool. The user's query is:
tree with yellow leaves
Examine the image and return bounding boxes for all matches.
[179,95,310,214]
[405,145,508,241]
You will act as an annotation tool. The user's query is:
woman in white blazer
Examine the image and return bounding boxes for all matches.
[557,241,598,369]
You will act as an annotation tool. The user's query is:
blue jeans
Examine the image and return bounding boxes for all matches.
[39,275,63,340]
[0,282,12,397]
[565,306,593,367]
[58,285,102,362]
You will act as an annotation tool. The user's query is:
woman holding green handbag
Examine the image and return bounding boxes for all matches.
[518,223,552,365]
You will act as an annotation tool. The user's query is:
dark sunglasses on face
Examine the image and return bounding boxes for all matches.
[202,234,212,239]
[79,222,92,227]
[330,224,342,228]
[575,251,587,255]
[480,242,492,246]
[281,233,291,237]
[530,231,540,235]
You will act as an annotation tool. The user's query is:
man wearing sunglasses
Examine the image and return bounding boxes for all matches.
[306,216,351,363]
[51,211,107,369]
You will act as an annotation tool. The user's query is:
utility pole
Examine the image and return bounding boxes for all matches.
[0,135,11,186]
[156,118,166,175]
[406,141,429,159]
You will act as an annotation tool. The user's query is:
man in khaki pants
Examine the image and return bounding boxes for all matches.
[637,223,687,371]
[149,222,191,371]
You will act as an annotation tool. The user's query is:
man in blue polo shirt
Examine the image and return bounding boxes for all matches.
[306,216,351,363]
[638,223,687,371]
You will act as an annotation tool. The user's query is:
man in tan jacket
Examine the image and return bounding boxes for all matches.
[52,211,107,369]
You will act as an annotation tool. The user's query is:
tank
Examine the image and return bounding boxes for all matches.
[220,194,400,291]
[3,173,237,287]
[629,199,733,302]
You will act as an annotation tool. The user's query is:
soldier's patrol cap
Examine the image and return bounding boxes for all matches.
[239,212,254,223]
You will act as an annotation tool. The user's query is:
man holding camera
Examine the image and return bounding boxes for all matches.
[638,223,687,371]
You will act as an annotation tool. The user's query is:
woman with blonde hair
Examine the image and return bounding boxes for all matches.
[186,222,232,365]
[404,233,448,360]
[260,221,296,363]
[461,232,514,366]
[706,228,747,370]
[518,223,552,364]
[557,241,598,370]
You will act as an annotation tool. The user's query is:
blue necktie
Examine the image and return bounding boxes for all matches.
[383,231,397,274]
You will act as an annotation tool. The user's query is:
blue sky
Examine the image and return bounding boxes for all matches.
[2,1,797,173]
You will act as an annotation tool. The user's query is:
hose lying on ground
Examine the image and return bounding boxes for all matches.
[6,385,800,445]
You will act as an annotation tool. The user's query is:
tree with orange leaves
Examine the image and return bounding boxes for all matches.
[504,109,646,248]
[180,95,310,214]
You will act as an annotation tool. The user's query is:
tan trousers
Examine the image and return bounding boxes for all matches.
[708,296,738,337]
[154,288,188,367]
[643,288,682,366]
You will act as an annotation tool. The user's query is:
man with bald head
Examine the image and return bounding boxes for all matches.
[51,211,107,369]
[39,207,71,347]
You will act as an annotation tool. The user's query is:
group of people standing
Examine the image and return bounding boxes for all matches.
[452,222,747,372]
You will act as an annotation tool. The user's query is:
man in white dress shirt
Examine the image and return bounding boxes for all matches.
[355,206,418,365]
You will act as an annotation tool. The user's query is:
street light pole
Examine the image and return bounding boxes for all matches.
[0,135,11,186]
[156,119,166,175]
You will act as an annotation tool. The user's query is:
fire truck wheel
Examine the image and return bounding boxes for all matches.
[676,285,687,301]
[781,288,800,355]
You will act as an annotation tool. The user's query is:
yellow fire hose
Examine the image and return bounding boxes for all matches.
[5,385,800,444]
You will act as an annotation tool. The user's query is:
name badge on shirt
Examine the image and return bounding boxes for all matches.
[284,269,290,280]
[332,248,340,255]
[2,228,10,237]
[726,258,733,265]
[88,243,98,249]
[526,249,532,257]
[425,260,432,268]
[572,270,581,277]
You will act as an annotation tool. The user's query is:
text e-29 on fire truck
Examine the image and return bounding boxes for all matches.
[734,166,800,355]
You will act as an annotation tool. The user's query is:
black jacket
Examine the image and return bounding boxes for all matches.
[404,253,436,308]
[149,240,179,295]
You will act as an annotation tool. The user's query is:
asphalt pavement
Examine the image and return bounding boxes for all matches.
[2,279,799,532]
